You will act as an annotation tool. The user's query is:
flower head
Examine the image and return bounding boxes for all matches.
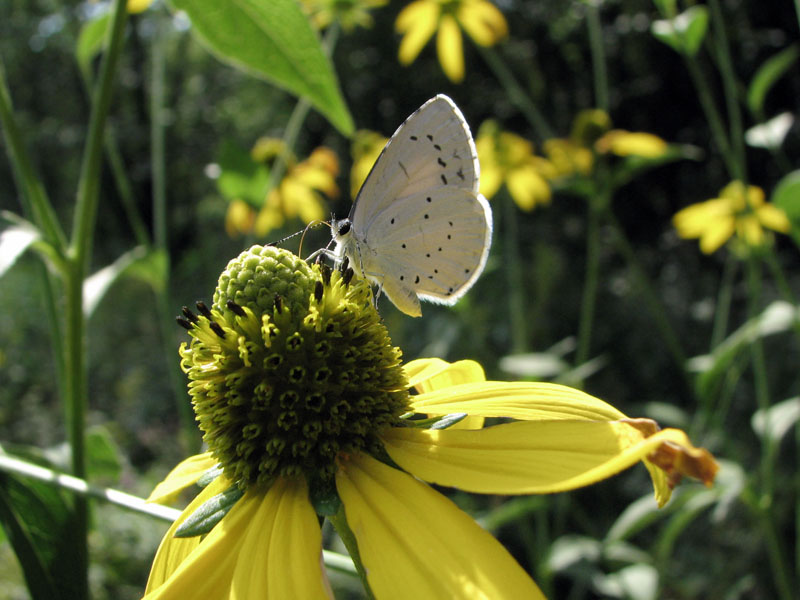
[673,181,791,254]
[396,0,508,83]
[476,120,555,211]
[149,246,718,599]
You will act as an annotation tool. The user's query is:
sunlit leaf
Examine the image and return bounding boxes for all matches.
[745,112,794,149]
[85,427,122,484]
[747,44,799,114]
[771,169,800,221]
[174,483,244,537]
[169,0,354,135]
[75,13,111,77]
[651,6,709,57]
[0,213,41,278]
[752,397,800,443]
[83,246,167,317]
[216,140,271,206]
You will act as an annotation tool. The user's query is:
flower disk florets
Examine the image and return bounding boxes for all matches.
[178,245,410,488]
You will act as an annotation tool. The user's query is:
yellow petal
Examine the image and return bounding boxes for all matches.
[412,360,486,393]
[382,421,715,506]
[225,199,255,238]
[145,475,231,593]
[147,452,219,504]
[458,0,508,46]
[145,478,330,599]
[672,199,732,238]
[127,0,153,13]
[479,162,504,199]
[699,218,735,254]
[737,215,764,247]
[437,14,464,82]
[336,453,546,599]
[396,1,439,65]
[757,203,791,233]
[597,130,668,158]
[506,166,551,211]
[410,381,627,421]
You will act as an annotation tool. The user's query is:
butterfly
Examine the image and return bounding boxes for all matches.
[330,94,492,317]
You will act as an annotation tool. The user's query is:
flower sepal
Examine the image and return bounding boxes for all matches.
[309,474,342,516]
[402,412,468,429]
[174,484,245,538]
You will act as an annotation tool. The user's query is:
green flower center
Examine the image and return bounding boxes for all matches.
[177,246,410,488]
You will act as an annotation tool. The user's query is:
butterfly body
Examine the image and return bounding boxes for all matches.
[332,95,492,317]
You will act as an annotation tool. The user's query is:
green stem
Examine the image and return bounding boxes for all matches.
[709,252,738,350]
[476,45,553,141]
[745,254,774,501]
[0,56,66,250]
[707,0,747,181]
[328,504,375,600]
[575,201,601,370]
[586,3,609,112]
[605,210,691,387]
[503,194,527,353]
[63,1,129,596]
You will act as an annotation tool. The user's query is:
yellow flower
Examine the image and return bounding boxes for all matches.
[349,129,389,199]
[225,141,339,238]
[146,246,718,600]
[301,0,388,32]
[476,120,555,211]
[596,130,669,159]
[396,0,508,83]
[673,181,791,254]
[127,0,153,13]
[543,138,594,178]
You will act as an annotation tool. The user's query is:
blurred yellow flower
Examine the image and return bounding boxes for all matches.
[396,0,508,83]
[543,138,594,178]
[673,181,791,254]
[127,0,153,13]
[596,130,669,159]
[225,141,339,238]
[349,129,389,198]
[301,0,387,31]
[476,120,555,211]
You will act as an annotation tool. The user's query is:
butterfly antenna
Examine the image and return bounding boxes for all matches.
[298,220,330,259]
[266,229,305,248]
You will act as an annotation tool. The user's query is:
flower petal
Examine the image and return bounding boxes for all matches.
[436,14,464,82]
[145,475,231,593]
[506,166,551,211]
[145,478,329,599]
[757,203,791,233]
[336,453,545,599]
[147,452,219,504]
[382,421,715,506]
[458,0,508,46]
[396,1,439,65]
[410,381,626,420]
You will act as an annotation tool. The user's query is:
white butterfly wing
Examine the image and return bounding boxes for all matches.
[350,94,479,230]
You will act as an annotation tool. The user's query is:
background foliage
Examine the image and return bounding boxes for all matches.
[1,0,799,598]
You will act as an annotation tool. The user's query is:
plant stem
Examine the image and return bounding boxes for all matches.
[476,45,553,141]
[707,0,747,181]
[586,3,609,112]
[709,252,738,350]
[503,194,527,353]
[0,56,66,250]
[575,201,601,370]
[64,0,129,595]
[328,504,375,599]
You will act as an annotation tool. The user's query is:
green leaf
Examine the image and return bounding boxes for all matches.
[76,13,111,77]
[747,44,799,115]
[0,212,41,278]
[216,140,271,205]
[651,6,709,57]
[175,484,244,537]
[169,0,354,135]
[83,246,167,317]
[771,169,800,222]
[85,427,122,483]
[0,473,83,599]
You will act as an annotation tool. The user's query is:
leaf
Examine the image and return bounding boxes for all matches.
[751,397,800,443]
[85,427,122,483]
[651,6,709,57]
[174,484,244,537]
[75,13,111,77]
[0,473,83,599]
[0,213,41,278]
[771,169,800,222]
[169,0,354,135]
[594,564,659,600]
[83,246,167,317]
[747,44,800,115]
[216,140,271,205]
[744,112,794,149]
